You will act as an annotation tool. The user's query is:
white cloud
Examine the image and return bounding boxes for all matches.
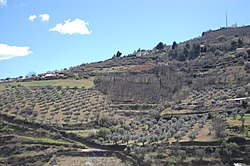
[28,13,50,22]
[39,13,50,22]
[0,0,7,7]
[0,44,32,60]
[28,15,37,22]
[49,19,91,35]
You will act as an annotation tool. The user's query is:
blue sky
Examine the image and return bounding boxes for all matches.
[0,0,249,78]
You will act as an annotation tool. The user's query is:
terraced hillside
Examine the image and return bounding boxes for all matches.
[0,85,108,125]
[1,26,250,165]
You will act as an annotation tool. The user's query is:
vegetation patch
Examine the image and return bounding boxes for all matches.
[0,78,94,89]
[65,129,95,137]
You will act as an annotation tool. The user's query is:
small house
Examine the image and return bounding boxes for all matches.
[42,73,57,79]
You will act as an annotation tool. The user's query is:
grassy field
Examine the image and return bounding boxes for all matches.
[0,78,94,90]
[226,114,250,138]
[161,108,192,115]
[65,129,97,137]
[227,114,250,126]
[21,136,70,145]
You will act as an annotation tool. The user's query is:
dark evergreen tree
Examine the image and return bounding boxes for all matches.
[172,41,177,50]
[190,43,200,59]
[116,51,122,57]
[155,42,164,50]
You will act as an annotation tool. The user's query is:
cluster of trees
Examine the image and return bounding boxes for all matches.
[169,42,202,61]
[0,85,111,126]
[168,34,249,61]
[88,104,243,150]
[230,38,244,51]
[217,141,241,163]
[92,113,209,146]
[95,64,186,103]
[127,139,242,165]
[95,74,162,103]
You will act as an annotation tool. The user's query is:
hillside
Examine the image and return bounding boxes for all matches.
[70,26,250,104]
[1,26,250,166]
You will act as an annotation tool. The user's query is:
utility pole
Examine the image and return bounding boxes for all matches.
[225,12,228,28]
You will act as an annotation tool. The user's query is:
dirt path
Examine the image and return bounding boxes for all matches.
[80,148,108,152]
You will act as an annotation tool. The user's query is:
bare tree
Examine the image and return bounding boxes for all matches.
[212,116,227,138]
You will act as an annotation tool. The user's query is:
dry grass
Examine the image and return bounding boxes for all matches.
[92,66,129,73]
[193,122,216,142]
[161,108,192,116]
[115,109,149,113]
[56,156,126,166]
[128,64,154,71]
[168,122,216,142]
